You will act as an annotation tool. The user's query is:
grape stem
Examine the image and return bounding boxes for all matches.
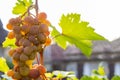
[20,5,34,18]
[35,0,39,17]
[36,53,39,64]
[39,50,44,65]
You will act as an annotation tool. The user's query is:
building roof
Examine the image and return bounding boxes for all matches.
[44,39,120,63]
[0,19,8,46]
[111,37,120,52]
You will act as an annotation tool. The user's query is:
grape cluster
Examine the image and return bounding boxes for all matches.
[6,12,51,80]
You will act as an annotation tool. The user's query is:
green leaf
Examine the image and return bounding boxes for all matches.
[51,25,67,49]
[51,13,106,56]
[2,38,17,48]
[45,73,54,78]
[80,76,92,80]
[0,57,9,73]
[112,76,120,80]
[98,66,105,76]
[59,13,105,40]
[12,0,33,15]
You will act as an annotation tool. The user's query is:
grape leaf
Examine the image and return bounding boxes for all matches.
[59,13,105,40]
[12,0,33,15]
[51,25,67,49]
[0,57,9,73]
[51,13,105,56]
[2,38,17,48]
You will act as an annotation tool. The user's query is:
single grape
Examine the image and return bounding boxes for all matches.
[39,23,48,33]
[20,53,29,62]
[13,72,22,79]
[21,25,30,34]
[6,23,13,30]
[37,33,46,44]
[29,52,36,60]
[18,61,25,67]
[36,64,47,74]
[13,26,21,34]
[12,59,18,66]
[15,34,23,41]
[12,52,21,61]
[16,46,23,54]
[7,70,14,77]
[22,39,32,47]
[20,66,30,76]
[38,12,47,21]
[7,31,15,39]
[29,25,40,35]
[8,49,16,57]
[23,16,34,25]
[29,68,40,79]
[23,46,33,56]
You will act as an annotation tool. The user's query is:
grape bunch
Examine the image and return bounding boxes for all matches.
[6,12,51,80]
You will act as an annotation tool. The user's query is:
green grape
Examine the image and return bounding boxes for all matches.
[38,12,47,21]
[29,25,40,35]
[22,39,32,47]
[29,52,36,60]
[20,66,30,76]
[13,72,22,79]
[37,33,46,44]
[20,53,29,62]
[39,23,48,33]
[18,61,25,67]
[13,26,21,34]
[21,25,30,34]
[23,16,34,25]
[16,46,23,54]
[15,33,23,41]
[23,46,33,56]
[28,35,36,42]
[12,52,21,61]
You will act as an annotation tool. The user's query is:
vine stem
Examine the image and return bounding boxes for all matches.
[35,0,39,17]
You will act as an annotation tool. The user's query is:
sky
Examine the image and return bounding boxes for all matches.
[0,0,120,41]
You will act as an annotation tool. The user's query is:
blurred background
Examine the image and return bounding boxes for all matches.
[0,18,120,79]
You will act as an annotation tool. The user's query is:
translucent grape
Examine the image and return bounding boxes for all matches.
[38,12,47,21]
[7,31,15,39]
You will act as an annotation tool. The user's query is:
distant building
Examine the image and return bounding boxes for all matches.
[0,19,8,57]
[44,39,120,79]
